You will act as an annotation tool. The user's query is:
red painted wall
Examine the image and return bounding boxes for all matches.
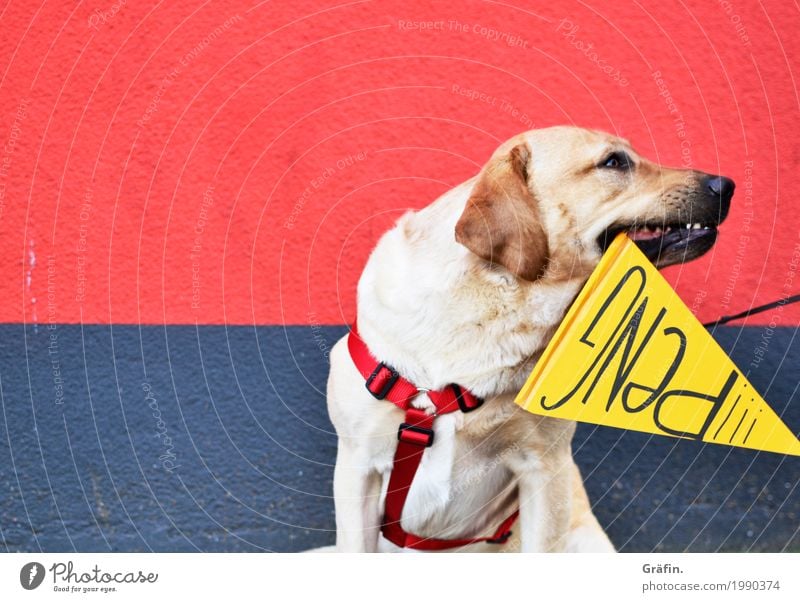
[1,0,798,326]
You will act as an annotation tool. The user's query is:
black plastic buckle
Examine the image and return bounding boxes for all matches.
[398,423,435,447]
[365,362,399,399]
[487,530,512,544]
[451,384,484,413]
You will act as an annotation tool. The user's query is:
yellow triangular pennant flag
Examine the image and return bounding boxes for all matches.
[514,234,800,456]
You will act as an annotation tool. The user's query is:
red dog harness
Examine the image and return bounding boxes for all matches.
[347,324,519,550]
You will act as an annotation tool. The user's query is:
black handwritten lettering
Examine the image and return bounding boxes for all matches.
[621,325,685,412]
[542,266,645,410]
[540,264,738,440]
[652,370,738,439]
[579,266,646,348]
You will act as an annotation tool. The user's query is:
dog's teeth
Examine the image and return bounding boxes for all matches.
[692,223,702,229]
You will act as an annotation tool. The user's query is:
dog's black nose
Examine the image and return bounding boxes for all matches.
[705,175,734,222]
[706,175,735,203]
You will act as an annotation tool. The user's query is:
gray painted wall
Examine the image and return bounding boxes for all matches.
[1,324,798,552]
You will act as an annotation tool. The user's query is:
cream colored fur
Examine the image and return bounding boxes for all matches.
[323,126,714,553]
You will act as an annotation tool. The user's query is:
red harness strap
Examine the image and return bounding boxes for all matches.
[347,324,519,550]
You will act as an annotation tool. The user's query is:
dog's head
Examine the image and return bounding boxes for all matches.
[455,126,734,281]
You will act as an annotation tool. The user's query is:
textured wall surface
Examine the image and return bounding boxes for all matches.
[0,0,798,553]
[0,0,798,326]
[1,325,798,552]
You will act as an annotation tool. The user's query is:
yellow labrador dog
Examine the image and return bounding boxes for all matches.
[325,126,734,552]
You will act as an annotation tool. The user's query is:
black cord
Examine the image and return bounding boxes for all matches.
[703,294,800,328]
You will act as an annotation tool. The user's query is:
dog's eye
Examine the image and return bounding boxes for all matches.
[599,152,632,170]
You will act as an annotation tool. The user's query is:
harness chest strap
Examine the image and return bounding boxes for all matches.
[347,325,520,550]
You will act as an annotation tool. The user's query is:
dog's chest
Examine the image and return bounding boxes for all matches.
[382,408,524,536]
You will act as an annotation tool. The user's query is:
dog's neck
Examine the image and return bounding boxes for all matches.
[355,183,588,399]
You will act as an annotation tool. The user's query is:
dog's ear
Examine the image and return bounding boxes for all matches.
[455,143,549,281]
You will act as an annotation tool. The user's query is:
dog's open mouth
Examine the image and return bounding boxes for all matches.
[598,222,718,264]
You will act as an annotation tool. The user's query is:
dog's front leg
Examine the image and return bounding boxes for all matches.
[333,440,382,552]
[515,452,573,553]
